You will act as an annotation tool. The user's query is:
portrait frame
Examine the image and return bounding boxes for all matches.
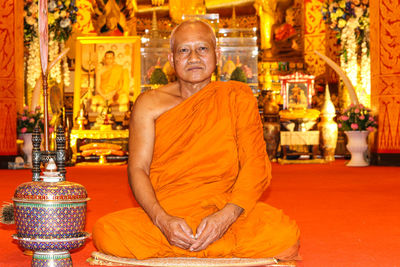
[279,72,315,110]
[73,36,141,123]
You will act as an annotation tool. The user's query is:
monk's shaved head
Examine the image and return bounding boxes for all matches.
[170,20,216,52]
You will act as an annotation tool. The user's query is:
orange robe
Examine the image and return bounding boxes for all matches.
[93,81,299,259]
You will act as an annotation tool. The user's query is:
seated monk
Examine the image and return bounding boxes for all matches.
[92,20,300,261]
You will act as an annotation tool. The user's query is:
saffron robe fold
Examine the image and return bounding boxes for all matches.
[93,81,299,259]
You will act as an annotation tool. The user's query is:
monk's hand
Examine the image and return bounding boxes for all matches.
[155,214,196,250]
[189,203,243,252]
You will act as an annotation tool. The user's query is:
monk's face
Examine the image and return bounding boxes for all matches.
[169,22,219,85]
[104,52,115,66]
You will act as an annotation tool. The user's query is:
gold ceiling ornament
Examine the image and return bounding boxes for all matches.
[91,0,138,35]
[169,0,206,23]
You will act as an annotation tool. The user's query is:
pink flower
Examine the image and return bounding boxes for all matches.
[359,104,364,108]
[350,103,355,107]
[20,127,27,133]
[21,116,28,121]
[369,116,375,121]
[359,115,365,120]
[367,126,375,132]
[23,106,29,111]
[338,123,342,128]
[35,106,41,110]
[49,127,54,134]
[355,108,360,113]
[341,115,349,121]
[29,118,35,123]
[351,123,359,130]
[29,111,35,114]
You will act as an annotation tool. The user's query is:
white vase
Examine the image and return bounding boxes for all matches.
[19,133,33,167]
[344,131,370,167]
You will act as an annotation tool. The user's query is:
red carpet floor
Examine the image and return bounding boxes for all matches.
[1,160,399,266]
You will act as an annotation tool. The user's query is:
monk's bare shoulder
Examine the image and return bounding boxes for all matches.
[133,82,182,121]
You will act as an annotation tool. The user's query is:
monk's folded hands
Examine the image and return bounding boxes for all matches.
[155,213,196,250]
[189,203,243,252]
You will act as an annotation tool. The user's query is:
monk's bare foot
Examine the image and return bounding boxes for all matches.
[274,240,301,261]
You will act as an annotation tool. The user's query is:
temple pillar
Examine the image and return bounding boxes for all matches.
[0,0,24,161]
[370,0,400,165]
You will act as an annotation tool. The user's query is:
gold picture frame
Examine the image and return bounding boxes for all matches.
[73,36,141,123]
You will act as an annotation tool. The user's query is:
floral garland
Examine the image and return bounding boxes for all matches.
[24,0,78,44]
[322,0,370,108]
[24,0,76,108]
[322,0,369,51]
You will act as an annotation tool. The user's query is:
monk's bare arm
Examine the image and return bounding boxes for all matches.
[127,92,195,249]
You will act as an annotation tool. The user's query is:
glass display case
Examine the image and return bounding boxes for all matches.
[140,30,173,92]
[217,28,259,95]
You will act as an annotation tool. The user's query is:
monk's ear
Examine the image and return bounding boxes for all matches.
[168,52,174,69]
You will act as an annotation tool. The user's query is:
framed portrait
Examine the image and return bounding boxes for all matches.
[280,72,315,110]
[73,36,141,123]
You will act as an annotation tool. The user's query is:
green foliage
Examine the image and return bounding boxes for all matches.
[230,67,247,83]
[150,68,168,85]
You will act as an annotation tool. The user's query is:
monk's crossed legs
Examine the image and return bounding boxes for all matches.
[92,202,299,260]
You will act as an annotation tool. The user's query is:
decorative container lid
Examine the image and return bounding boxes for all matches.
[13,159,89,203]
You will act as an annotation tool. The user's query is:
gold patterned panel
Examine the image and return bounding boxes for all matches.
[74,0,95,34]
[378,76,400,96]
[0,0,22,155]
[304,34,325,52]
[377,96,400,153]
[304,34,326,76]
[0,101,17,155]
[370,0,400,153]
[0,0,15,79]
[304,51,325,77]
[304,0,325,35]
[379,0,400,75]
[0,79,16,99]
[304,0,325,77]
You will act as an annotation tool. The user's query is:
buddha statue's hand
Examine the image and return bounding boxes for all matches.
[189,203,243,252]
[155,213,196,250]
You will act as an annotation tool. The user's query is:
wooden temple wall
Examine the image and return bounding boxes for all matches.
[0,0,23,156]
